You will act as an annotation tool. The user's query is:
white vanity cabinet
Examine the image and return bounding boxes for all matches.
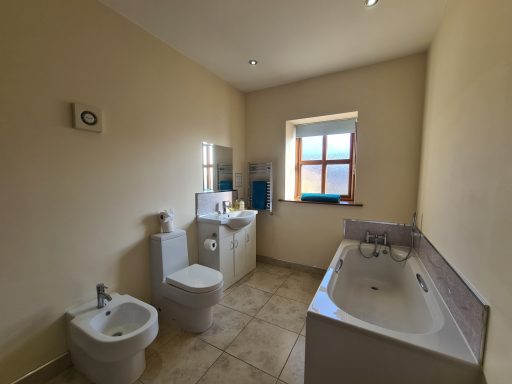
[198,219,257,290]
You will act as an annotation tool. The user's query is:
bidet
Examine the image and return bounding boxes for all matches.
[67,293,158,384]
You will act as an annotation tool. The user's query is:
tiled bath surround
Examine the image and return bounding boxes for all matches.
[344,219,489,365]
[196,191,238,216]
[343,219,412,246]
[415,235,489,365]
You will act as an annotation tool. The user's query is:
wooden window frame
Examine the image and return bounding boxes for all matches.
[295,133,356,201]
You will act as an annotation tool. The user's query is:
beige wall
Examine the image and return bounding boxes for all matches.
[417,0,512,382]
[246,54,426,268]
[0,1,245,382]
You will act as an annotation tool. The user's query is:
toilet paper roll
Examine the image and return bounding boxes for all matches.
[161,220,174,233]
[203,238,217,252]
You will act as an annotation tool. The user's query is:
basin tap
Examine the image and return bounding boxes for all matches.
[222,201,231,214]
[96,283,112,309]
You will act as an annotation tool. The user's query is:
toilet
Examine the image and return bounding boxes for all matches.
[150,229,223,332]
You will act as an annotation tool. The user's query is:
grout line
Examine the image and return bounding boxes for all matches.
[220,271,308,333]
[239,282,277,295]
[224,349,280,379]
[219,272,303,380]
[193,348,224,384]
[277,331,300,382]
[273,291,312,306]
[151,266,311,384]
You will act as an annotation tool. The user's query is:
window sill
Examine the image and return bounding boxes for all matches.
[278,199,363,207]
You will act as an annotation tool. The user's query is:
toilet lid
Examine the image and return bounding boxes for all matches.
[165,264,223,293]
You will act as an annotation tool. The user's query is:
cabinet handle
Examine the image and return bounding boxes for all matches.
[230,240,234,250]
[235,239,239,248]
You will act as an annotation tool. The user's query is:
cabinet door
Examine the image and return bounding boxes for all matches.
[219,237,235,289]
[233,230,246,280]
[245,222,257,273]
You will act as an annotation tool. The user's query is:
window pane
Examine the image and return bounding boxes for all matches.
[203,168,208,190]
[202,145,208,165]
[326,134,351,160]
[301,136,323,160]
[208,145,213,165]
[301,165,322,193]
[326,164,350,195]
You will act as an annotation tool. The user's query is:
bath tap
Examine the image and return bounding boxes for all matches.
[365,231,387,257]
[96,283,112,308]
[373,236,380,257]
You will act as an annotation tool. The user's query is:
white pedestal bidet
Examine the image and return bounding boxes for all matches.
[67,293,158,384]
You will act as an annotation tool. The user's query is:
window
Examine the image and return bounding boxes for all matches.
[202,142,214,191]
[294,117,357,201]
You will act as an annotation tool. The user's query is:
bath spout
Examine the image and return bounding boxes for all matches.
[373,237,380,257]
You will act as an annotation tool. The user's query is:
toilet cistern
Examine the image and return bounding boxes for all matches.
[96,283,112,309]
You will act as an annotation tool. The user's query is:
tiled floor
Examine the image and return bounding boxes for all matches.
[45,262,323,384]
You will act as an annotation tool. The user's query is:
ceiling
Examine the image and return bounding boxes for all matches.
[98,0,447,92]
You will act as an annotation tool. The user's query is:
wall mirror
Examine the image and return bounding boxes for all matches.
[202,142,233,192]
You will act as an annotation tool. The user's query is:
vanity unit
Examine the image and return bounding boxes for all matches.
[197,210,257,289]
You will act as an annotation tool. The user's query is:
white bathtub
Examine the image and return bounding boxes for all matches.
[305,240,482,384]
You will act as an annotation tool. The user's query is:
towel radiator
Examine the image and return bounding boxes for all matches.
[247,162,273,213]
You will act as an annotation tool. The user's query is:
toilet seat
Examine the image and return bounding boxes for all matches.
[165,264,223,294]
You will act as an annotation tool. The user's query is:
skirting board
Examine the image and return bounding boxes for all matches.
[257,254,326,275]
[11,353,71,384]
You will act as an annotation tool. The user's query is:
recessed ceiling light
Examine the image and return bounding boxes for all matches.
[248,59,258,65]
[365,0,379,7]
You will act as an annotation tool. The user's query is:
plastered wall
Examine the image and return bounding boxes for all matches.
[246,54,427,268]
[0,1,245,382]
[417,0,512,382]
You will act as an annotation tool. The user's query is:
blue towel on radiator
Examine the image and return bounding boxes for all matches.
[252,181,268,210]
[219,180,233,191]
[301,193,340,203]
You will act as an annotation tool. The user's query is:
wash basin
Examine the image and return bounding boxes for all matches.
[225,210,257,229]
[197,209,258,230]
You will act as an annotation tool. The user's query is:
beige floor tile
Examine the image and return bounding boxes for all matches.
[256,262,293,279]
[244,270,287,293]
[150,320,181,351]
[44,368,91,384]
[141,332,221,384]
[198,353,275,384]
[280,335,305,384]
[226,318,298,377]
[220,285,272,316]
[222,272,254,297]
[199,305,251,350]
[222,285,236,298]
[256,295,308,333]
[300,323,306,336]
[237,271,256,285]
[275,271,322,304]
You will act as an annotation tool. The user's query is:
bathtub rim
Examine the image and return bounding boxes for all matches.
[328,242,445,335]
[307,239,479,367]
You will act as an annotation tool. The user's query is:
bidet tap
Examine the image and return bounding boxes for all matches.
[96,283,112,309]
